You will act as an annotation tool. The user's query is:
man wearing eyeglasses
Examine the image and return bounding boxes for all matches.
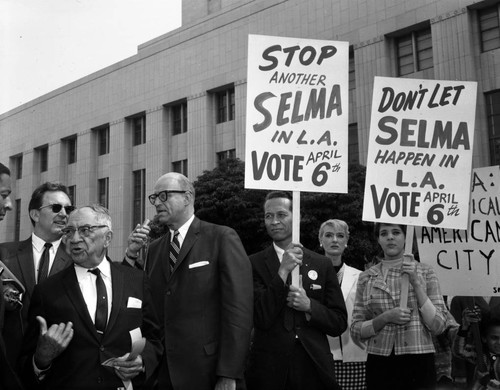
[22,204,162,389]
[124,172,253,390]
[0,182,74,369]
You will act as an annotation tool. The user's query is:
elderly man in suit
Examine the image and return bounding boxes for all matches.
[22,204,162,389]
[124,172,253,390]
[245,191,347,390]
[0,162,24,390]
[0,182,75,367]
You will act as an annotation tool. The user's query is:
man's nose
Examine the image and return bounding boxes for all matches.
[4,196,12,210]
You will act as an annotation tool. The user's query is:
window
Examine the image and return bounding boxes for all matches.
[479,5,500,52]
[65,136,77,164]
[36,145,48,172]
[348,124,359,164]
[396,27,433,76]
[98,178,109,208]
[15,199,21,241]
[486,91,500,166]
[133,169,146,227]
[172,101,188,135]
[132,115,146,146]
[68,185,76,205]
[348,49,355,92]
[216,88,235,123]
[94,125,110,156]
[172,160,188,176]
[217,149,236,166]
[12,155,22,179]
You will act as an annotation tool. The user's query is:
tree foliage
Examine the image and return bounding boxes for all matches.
[193,158,379,269]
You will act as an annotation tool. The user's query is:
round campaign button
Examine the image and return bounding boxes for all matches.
[308,270,318,281]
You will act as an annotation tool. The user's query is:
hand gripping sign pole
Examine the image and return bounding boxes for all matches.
[291,191,301,287]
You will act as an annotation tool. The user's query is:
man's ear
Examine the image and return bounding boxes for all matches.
[29,209,40,224]
[183,191,193,206]
[103,230,113,248]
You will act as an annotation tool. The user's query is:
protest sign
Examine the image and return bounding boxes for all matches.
[362,77,477,229]
[245,34,349,193]
[417,166,500,296]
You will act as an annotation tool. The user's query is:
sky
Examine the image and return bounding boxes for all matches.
[0,0,182,114]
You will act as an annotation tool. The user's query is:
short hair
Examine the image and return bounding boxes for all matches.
[176,174,195,199]
[373,222,407,238]
[28,182,70,226]
[264,191,293,211]
[0,163,10,176]
[77,204,113,231]
[318,219,350,241]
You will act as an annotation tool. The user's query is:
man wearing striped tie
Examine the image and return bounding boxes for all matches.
[124,172,254,390]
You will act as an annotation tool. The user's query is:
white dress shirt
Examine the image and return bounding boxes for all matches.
[32,233,62,281]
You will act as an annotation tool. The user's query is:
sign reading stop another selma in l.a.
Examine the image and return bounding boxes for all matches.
[362,76,477,230]
[244,34,349,193]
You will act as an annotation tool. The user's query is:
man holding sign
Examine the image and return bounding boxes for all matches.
[245,191,347,390]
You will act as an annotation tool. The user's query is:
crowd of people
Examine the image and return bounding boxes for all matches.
[0,161,497,390]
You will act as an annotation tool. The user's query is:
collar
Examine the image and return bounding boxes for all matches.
[170,214,195,242]
[272,242,285,263]
[32,233,62,253]
[74,257,112,280]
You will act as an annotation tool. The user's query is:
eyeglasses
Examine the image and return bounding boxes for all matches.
[39,204,76,214]
[148,190,186,205]
[61,225,108,238]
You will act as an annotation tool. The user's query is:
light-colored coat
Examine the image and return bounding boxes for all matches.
[328,264,367,362]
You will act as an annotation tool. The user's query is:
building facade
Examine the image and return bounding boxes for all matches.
[1,0,499,259]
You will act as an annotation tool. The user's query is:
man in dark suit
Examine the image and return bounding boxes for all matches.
[0,162,24,390]
[124,172,253,390]
[245,191,347,390]
[0,182,75,367]
[22,204,162,389]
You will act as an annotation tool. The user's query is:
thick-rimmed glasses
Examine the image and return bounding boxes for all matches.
[39,204,76,214]
[148,190,186,205]
[61,225,108,238]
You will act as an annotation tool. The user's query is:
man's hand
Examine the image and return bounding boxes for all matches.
[215,376,236,390]
[278,243,303,283]
[126,222,151,259]
[113,353,144,381]
[34,316,73,369]
[287,284,311,313]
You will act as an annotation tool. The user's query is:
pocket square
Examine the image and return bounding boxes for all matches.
[310,284,322,290]
[189,261,209,269]
[127,297,142,308]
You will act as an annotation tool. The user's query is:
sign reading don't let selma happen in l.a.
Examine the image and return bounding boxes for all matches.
[363,76,477,230]
[245,34,349,193]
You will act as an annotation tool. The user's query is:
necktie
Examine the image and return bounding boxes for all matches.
[169,230,180,272]
[37,242,52,283]
[88,268,108,334]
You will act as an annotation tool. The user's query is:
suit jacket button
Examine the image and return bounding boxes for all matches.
[100,346,105,352]
[97,377,102,383]
[166,290,171,295]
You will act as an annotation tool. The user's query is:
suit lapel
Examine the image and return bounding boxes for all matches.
[16,238,36,295]
[170,218,200,279]
[106,261,123,333]
[49,243,72,276]
[62,267,98,338]
[263,246,280,282]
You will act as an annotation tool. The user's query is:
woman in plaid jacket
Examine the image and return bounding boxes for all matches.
[350,223,448,390]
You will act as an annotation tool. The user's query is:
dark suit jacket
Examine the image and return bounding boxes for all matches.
[22,260,162,390]
[0,279,24,390]
[245,246,347,390]
[0,237,72,367]
[144,217,253,390]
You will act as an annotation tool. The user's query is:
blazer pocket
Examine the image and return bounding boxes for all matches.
[204,340,218,356]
